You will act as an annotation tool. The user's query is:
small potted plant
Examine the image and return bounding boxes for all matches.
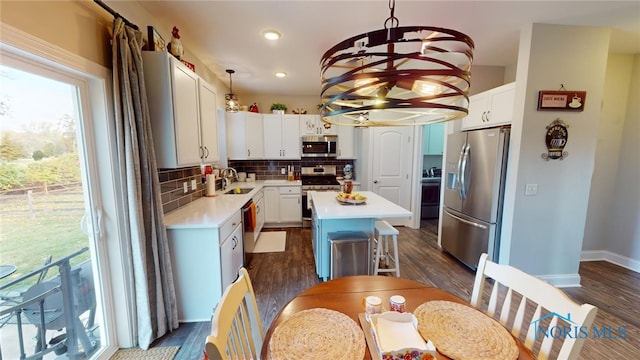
[270,103,287,114]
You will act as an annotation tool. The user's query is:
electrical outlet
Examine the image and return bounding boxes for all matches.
[281,168,286,175]
[183,181,189,194]
[191,179,197,191]
[525,183,537,196]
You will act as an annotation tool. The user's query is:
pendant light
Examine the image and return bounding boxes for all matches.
[319,0,474,126]
[225,69,239,112]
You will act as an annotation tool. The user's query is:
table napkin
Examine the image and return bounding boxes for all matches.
[370,312,435,355]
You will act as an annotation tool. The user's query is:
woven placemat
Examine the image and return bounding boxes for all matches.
[414,301,518,360]
[269,308,365,359]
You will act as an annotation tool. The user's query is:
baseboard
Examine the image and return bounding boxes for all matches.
[537,274,582,288]
[581,250,640,273]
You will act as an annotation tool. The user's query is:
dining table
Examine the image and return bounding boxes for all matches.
[261,275,535,360]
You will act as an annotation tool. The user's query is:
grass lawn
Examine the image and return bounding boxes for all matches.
[0,190,90,288]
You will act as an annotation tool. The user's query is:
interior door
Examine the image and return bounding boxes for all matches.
[371,127,413,225]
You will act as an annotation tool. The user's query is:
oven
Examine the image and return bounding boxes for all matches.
[301,165,341,227]
[301,135,338,158]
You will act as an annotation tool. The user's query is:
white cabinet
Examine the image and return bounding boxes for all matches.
[299,115,336,135]
[142,51,218,168]
[220,219,243,291]
[462,82,515,130]
[198,79,219,162]
[226,111,264,159]
[422,123,445,155]
[264,185,302,226]
[167,210,242,322]
[263,114,300,159]
[336,121,356,159]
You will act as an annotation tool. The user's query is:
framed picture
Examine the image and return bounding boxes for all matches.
[147,26,166,52]
[537,90,586,111]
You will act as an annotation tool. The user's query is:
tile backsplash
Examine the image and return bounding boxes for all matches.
[158,159,355,214]
[158,166,206,214]
[228,159,355,180]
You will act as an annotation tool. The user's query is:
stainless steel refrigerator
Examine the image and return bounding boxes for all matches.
[441,127,510,269]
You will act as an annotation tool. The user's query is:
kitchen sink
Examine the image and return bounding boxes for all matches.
[224,187,254,195]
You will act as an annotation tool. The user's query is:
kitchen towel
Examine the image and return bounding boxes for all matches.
[248,202,257,231]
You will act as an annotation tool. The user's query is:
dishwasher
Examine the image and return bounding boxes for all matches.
[328,231,370,279]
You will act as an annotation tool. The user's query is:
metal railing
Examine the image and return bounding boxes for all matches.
[0,247,95,360]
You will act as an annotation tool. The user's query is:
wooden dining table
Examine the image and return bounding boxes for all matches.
[261,275,535,360]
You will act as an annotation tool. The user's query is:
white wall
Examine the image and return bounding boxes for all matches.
[605,55,640,263]
[583,55,634,251]
[501,24,611,286]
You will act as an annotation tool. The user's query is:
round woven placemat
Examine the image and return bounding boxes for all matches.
[269,308,365,360]
[414,301,518,360]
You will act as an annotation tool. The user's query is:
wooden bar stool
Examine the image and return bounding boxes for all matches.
[372,220,400,277]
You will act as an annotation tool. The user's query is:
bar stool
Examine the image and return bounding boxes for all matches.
[372,220,400,277]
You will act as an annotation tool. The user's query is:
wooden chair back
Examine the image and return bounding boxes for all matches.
[205,267,264,360]
[470,253,597,360]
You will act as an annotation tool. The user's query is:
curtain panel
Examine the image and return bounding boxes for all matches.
[111,18,178,349]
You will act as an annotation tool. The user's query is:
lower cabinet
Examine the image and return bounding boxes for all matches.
[264,185,302,227]
[220,220,243,292]
[167,210,242,322]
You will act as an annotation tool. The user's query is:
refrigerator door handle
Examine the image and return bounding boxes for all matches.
[460,144,470,199]
[456,144,466,198]
[445,209,488,229]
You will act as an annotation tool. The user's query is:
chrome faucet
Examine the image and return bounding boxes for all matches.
[221,167,238,190]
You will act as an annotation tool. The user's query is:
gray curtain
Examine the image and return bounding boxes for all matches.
[111,18,178,349]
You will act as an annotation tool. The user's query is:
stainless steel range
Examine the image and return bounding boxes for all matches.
[301,165,340,226]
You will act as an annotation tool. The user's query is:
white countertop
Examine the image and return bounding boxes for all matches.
[310,191,412,220]
[163,179,301,229]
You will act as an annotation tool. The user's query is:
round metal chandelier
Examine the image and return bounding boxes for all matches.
[320,0,474,126]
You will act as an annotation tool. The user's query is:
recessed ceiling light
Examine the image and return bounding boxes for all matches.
[275,72,287,78]
[263,30,281,41]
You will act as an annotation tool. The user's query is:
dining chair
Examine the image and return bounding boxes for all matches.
[205,267,264,360]
[470,253,598,360]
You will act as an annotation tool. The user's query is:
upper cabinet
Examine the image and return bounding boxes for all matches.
[142,52,218,168]
[226,111,264,160]
[299,115,336,135]
[263,114,300,159]
[462,82,516,131]
[198,79,219,163]
[335,118,356,159]
[423,123,445,155]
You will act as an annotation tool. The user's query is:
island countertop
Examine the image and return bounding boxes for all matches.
[311,191,412,220]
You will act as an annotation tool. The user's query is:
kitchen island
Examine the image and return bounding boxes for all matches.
[310,191,412,281]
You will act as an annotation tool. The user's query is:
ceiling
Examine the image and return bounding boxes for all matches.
[138,1,640,97]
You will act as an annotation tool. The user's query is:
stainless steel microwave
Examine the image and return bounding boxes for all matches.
[301,135,338,157]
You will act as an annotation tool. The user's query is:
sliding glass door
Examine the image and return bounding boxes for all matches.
[0,45,123,358]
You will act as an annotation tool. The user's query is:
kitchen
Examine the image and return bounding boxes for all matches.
[1,1,638,359]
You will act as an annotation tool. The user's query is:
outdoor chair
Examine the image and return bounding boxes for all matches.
[470,253,598,360]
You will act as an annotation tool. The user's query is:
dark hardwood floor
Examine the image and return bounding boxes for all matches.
[155,220,640,359]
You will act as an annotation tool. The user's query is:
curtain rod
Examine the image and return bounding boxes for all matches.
[94,0,139,30]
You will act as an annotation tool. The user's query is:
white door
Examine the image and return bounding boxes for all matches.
[170,59,201,166]
[263,114,283,158]
[198,79,219,162]
[371,127,413,226]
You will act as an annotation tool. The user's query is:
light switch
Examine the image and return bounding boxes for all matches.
[191,179,197,190]
[525,183,537,196]
[183,182,189,193]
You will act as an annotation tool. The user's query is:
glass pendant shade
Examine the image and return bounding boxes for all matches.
[225,69,239,112]
[320,1,474,127]
[225,93,238,112]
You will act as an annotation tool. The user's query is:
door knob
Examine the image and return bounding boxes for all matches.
[373,180,378,184]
